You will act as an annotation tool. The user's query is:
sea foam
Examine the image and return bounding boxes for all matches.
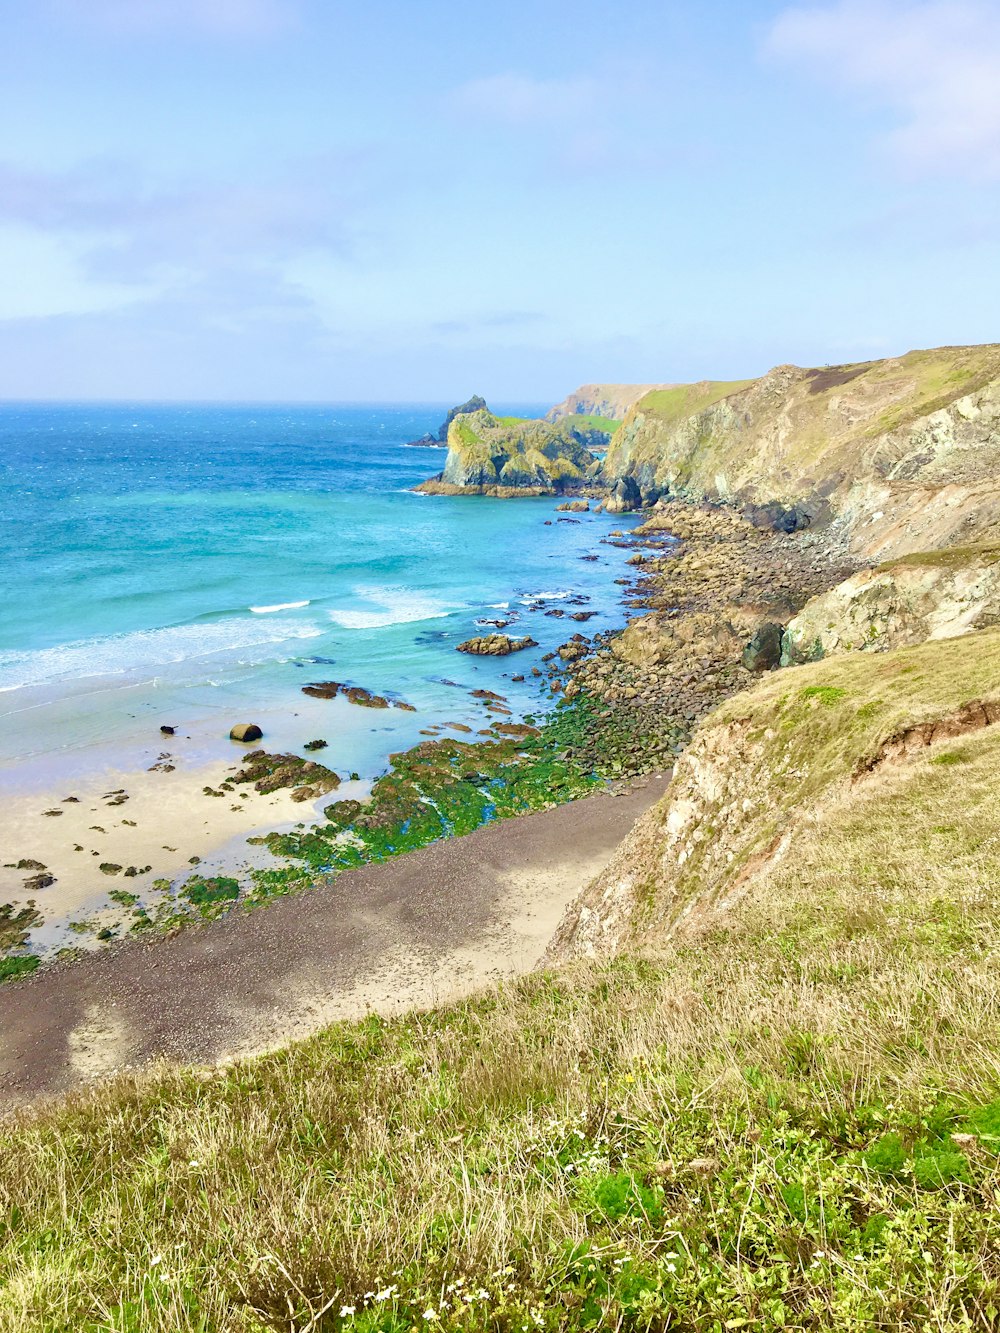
[328,587,455,630]
[0,617,323,692]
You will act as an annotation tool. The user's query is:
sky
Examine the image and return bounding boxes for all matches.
[1,0,999,401]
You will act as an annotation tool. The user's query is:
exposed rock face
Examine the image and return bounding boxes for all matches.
[782,543,1000,664]
[601,346,1000,559]
[741,622,784,672]
[418,406,604,495]
[545,383,675,423]
[437,395,487,441]
[604,475,642,514]
[456,634,538,656]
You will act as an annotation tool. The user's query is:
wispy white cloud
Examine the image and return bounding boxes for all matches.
[446,66,685,178]
[0,157,362,287]
[768,0,1000,178]
[54,0,298,38]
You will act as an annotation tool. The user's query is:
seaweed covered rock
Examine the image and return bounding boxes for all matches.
[456,634,538,656]
[232,750,340,797]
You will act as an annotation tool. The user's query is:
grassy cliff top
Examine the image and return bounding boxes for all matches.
[635,378,757,427]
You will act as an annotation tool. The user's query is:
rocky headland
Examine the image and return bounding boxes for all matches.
[415,403,611,495]
[544,382,674,423]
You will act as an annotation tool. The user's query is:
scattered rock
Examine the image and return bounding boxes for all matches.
[23,873,54,892]
[160,725,176,735]
[303,739,328,751]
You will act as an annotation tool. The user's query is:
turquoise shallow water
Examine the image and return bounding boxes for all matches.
[0,403,642,789]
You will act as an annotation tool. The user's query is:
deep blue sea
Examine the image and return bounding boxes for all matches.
[0,403,642,790]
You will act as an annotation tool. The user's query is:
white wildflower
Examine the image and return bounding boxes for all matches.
[339,1307,355,1318]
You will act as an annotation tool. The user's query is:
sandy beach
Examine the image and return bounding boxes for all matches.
[0,772,669,1103]
[0,746,349,955]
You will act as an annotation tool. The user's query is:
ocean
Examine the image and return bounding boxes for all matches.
[0,402,642,793]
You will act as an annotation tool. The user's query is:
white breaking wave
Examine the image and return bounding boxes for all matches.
[519,589,573,603]
[328,586,456,630]
[0,617,323,693]
[250,600,311,613]
[487,601,510,610]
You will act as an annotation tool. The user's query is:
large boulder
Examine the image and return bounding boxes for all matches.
[604,475,642,514]
[229,723,263,742]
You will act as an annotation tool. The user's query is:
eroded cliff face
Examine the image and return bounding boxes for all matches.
[545,627,1000,964]
[602,346,1000,558]
[782,544,1000,663]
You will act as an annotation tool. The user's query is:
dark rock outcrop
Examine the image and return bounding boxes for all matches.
[741,623,784,672]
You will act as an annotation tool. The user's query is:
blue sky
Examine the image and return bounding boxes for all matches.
[1,0,999,401]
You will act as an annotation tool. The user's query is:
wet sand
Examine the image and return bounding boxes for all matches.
[0,772,669,1105]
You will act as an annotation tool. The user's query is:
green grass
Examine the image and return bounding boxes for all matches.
[561,413,620,436]
[617,626,1000,939]
[877,540,1000,573]
[636,380,756,427]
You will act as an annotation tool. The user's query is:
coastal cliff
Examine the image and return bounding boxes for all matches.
[602,344,1000,557]
[548,623,1000,962]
